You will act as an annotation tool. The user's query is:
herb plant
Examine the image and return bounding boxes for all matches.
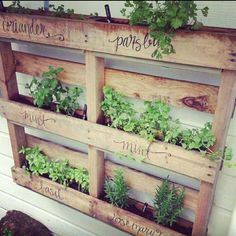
[121,1,209,59]
[153,178,185,226]
[7,0,32,14]
[101,86,234,163]
[104,169,129,208]
[25,66,83,116]
[20,146,89,193]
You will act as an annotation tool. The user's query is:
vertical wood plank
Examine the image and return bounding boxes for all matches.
[0,42,26,167]
[86,51,105,197]
[192,70,236,236]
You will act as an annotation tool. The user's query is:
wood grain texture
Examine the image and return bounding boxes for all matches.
[192,70,236,236]
[86,51,105,198]
[0,99,217,183]
[14,51,218,113]
[14,51,86,87]
[0,42,26,168]
[0,13,236,69]
[12,167,184,236]
[105,161,198,212]
[26,134,88,170]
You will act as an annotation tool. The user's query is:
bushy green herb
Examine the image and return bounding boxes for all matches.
[20,146,89,193]
[7,0,32,14]
[25,66,83,116]
[2,228,13,236]
[56,86,83,116]
[101,86,234,164]
[121,1,209,59]
[104,169,129,208]
[153,178,185,226]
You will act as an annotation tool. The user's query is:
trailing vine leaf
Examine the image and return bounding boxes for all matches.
[121,1,209,59]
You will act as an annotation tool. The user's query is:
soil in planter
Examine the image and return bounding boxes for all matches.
[13,95,84,119]
[101,196,192,236]
[0,210,53,236]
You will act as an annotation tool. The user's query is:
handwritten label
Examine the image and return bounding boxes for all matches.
[2,18,64,41]
[108,33,159,53]
[21,110,56,128]
[36,181,63,200]
[110,213,171,236]
[113,140,172,162]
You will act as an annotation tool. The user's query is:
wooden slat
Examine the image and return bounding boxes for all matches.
[192,70,236,236]
[14,51,85,86]
[23,134,198,211]
[86,51,105,198]
[26,134,88,170]
[14,51,218,113]
[0,13,235,70]
[105,161,198,212]
[0,99,217,183]
[12,167,184,236]
[0,42,26,168]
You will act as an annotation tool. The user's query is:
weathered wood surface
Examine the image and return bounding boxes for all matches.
[0,99,217,182]
[26,135,88,170]
[14,51,218,113]
[192,70,236,236]
[0,42,26,168]
[14,51,85,86]
[25,134,198,212]
[86,51,105,198]
[12,167,185,236]
[0,13,236,69]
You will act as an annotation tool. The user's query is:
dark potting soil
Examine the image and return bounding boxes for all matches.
[0,210,53,236]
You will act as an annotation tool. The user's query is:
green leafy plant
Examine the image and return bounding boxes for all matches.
[153,178,185,226]
[7,0,32,14]
[121,1,209,59]
[26,66,64,108]
[56,86,83,116]
[25,66,83,116]
[101,86,234,164]
[104,169,129,208]
[19,146,89,193]
[2,228,13,236]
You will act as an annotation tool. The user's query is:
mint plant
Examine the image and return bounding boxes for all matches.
[20,146,89,193]
[153,178,185,226]
[101,86,234,164]
[104,169,129,208]
[56,87,83,116]
[25,66,83,116]
[121,1,209,59]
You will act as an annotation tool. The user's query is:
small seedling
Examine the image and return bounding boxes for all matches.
[153,178,185,226]
[7,0,31,14]
[104,169,129,208]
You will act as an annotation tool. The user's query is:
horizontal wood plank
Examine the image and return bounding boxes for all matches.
[14,51,218,113]
[0,99,217,182]
[0,13,236,70]
[12,167,184,236]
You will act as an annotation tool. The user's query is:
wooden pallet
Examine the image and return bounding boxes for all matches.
[0,10,236,236]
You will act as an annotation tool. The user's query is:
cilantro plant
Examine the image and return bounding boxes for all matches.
[25,66,83,116]
[153,178,185,226]
[121,1,209,59]
[7,0,32,14]
[20,146,89,193]
[104,169,129,209]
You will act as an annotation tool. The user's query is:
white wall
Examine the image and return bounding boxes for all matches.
[1,1,236,236]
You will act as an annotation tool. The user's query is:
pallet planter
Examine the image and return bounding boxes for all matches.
[0,5,236,236]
